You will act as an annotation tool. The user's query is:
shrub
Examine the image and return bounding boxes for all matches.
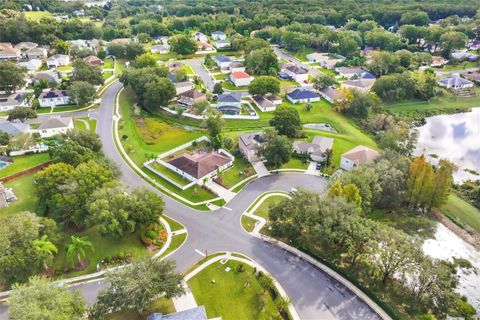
[146,230,157,240]
[236,263,245,273]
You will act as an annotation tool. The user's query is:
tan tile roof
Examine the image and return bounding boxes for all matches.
[342,145,379,164]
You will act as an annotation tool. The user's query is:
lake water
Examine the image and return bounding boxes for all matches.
[423,223,480,310]
[414,107,480,182]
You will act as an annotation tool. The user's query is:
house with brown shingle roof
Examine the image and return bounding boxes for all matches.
[0,43,21,61]
[178,89,207,107]
[83,55,103,65]
[340,145,379,171]
[167,150,233,183]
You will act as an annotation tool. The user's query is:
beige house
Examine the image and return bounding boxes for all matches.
[340,145,379,170]
[36,117,74,138]
[238,132,266,162]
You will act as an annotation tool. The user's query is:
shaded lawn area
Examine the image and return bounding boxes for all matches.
[241,215,257,232]
[252,195,288,220]
[439,194,480,233]
[268,157,308,171]
[52,226,153,278]
[367,209,437,239]
[217,157,255,189]
[280,79,298,87]
[115,59,127,76]
[106,297,174,320]
[1,174,37,219]
[148,161,192,187]
[188,260,284,320]
[0,153,50,178]
[182,64,195,75]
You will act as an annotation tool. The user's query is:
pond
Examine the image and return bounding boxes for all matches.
[414,107,480,182]
[423,223,480,310]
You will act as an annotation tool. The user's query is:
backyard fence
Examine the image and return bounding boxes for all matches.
[0,161,51,183]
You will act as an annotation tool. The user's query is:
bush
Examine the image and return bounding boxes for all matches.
[236,263,245,273]
[145,230,157,240]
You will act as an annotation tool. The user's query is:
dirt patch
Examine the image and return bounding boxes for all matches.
[432,210,480,250]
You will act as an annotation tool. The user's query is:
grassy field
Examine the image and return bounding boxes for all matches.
[241,215,257,232]
[0,153,50,178]
[24,11,53,21]
[292,48,316,62]
[103,71,113,80]
[103,58,114,69]
[148,161,192,187]
[252,195,288,219]
[0,174,37,219]
[188,260,285,320]
[439,194,480,233]
[217,157,255,189]
[56,65,73,71]
[162,215,184,232]
[74,117,97,132]
[315,67,337,76]
[52,104,84,112]
[106,298,174,320]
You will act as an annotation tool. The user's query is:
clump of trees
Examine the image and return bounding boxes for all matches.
[269,105,302,138]
[169,34,197,55]
[0,61,26,94]
[248,76,280,96]
[372,70,437,102]
[107,42,145,59]
[258,129,293,168]
[245,48,279,76]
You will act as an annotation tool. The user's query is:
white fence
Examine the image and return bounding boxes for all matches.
[161,106,259,120]
[9,146,49,156]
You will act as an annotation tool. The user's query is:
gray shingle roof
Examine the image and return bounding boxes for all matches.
[38,117,72,130]
[218,92,241,103]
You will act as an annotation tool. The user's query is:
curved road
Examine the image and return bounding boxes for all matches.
[0,82,382,320]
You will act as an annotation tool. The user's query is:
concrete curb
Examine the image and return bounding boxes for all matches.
[182,253,301,320]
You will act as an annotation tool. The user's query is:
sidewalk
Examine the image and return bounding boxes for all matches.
[205,180,236,202]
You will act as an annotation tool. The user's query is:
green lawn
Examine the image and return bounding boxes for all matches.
[442,61,480,71]
[74,117,97,133]
[148,161,192,187]
[315,67,337,76]
[241,215,257,232]
[56,65,73,71]
[24,11,53,21]
[439,194,480,233]
[188,260,285,320]
[103,58,114,69]
[52,104,83,112]
[103,71,113,80]
[106,297,174,320]
[1,174,38,219]
[214,74,227,80]
[217,157,255,189]
[280,79,298,88]
[159,232,187,259]
[182,64,195,75]
[276,157,308,170]
[292,48,316,62]
[222,81,249,91]
[0,153,50,178]
[252,195,288,219]
[162,215,184,232]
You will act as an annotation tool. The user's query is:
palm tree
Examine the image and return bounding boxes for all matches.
[66,236,94,266]
[33,235,58,269]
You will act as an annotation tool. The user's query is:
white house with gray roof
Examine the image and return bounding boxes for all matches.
[437,75,474,90]
[293,136,334,162]
[47,54,70,68]
[0,93,26,112]
[36,117,73,138]
[0,122,30,136]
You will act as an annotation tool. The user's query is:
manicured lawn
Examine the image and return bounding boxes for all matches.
[103,71,113,80]
[182,64,195,75]
[279,79,298,88]
[222,81,248,91]
[148,161,192,187]
[277,157,308,170]
[1,174,38,219]
[440,194,480,233]
[292,48,316,62]
[159,233,187,259]
[52,104,83,112]
[162,215,184,232]
[252,195,288,219]
[0,153,50,178]
[52,226,153,278]
[106,297,174,320]
[24,11,53,21]
[217,157,255,189]
[315,67,337,76]
[241,215,257,232]
[103,58,114,69]
[214,74,227,80]
[56,65,73,71]
[36,107,52,114]
[442,61,480,71]
[188,260,285,320]
[74,117,97,133]
[115,59,127,76]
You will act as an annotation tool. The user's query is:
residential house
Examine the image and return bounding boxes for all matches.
[340,145,379,171]
[335,67,367,79]
[36,116,74,138]
[437,75,474,90]
[306,52,329,63]
[341,78,375,93]
[283,65,309,83]
[38,90,70,108]
[88,39,102,54]
[215,40,231,49]
[33,71,60,85]
[462,73,480,84]
[68,39,88,49]
[17,59,42,74]
[319,87,347,103]
[147,306,211,320]
[178,90,207,107]
[211,31,227,40]
[323,58,343,70]
[217,92,242,107]
[467,40,480,51]
[430,56,449,68]
[286,89,320,104]
[46,54,70,68]
[14,42,38,52]
[215,55,232,72]
[238,132,266,162]
[175,81,195,95]
[451,50,479,61]
[293,136,334,162]
[0,43,21,61]
[252,94,282,112]
[0,93,27,112]
[230,71,253,87]
[83,55,103,65]
[229,62,246,74]
[26,47,48,59]
[73,9,85,17]
[0,122,30,135]
[194,32,209,43]
[150,44,169,54]
[110,38,131,44]
[167,150,233,184]
[196,42,215,53]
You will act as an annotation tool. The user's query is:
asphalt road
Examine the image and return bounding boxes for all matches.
[0,82,382,320]
[273,46,321,78]
[183,58,216,91]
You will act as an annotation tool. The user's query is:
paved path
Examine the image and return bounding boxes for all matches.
[0,82,384,320]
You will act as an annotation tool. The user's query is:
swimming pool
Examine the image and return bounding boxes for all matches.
[0,160,11,170]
